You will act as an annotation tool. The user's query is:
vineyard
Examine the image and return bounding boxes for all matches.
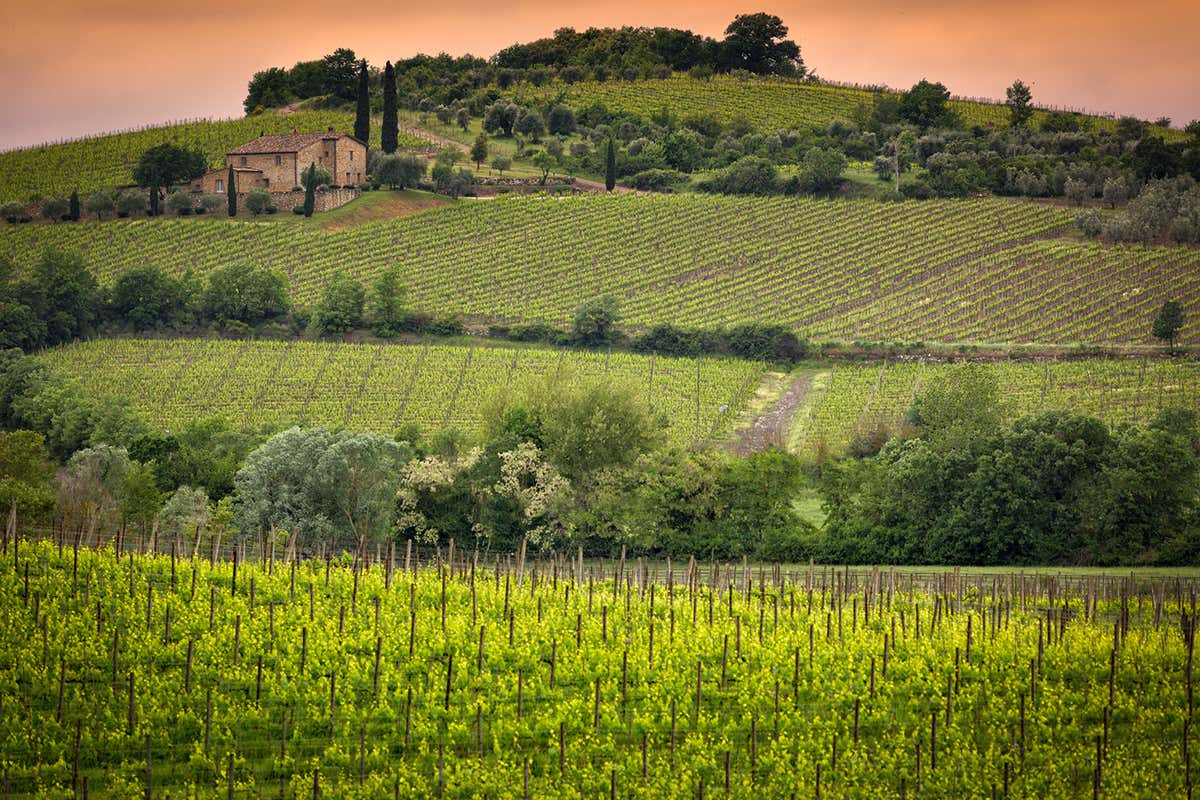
[8,193,1192,346]
[790,358,1200,459]
[510,74,1134,136]
[39,339,765,446]
[0,113,430,199]
[0,535,1195,798]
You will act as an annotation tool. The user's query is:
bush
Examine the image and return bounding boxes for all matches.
[42,197,68,221]
[1076,209,1104,238]
[619,169,688,192]
[202,263,289,324]
[697,157,780,196]
[301,165,332,190]
[116,192,147,217]
[166,192,194,215]
[722,323,806,363]
[199,194,224,214]
[314,272,365,334]
[292,206,306,215]
[1,201,26,223]
[426,316,465,337]
[85,191,115,220]
[244,189,272,215]
[508,323,563,343]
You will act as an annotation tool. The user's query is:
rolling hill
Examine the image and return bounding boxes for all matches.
[4,194,1197,346]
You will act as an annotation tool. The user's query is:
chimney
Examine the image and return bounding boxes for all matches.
[328,127,334,133]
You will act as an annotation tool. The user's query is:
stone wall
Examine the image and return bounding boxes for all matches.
[236,186,359,214]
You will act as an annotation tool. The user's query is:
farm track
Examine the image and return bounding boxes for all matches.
[730,371,812,456]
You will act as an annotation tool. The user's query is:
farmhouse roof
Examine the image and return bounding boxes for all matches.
[227,132,363,155]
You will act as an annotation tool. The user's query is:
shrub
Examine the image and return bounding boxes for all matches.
[199,194,224,214]
[1,201,26,223]
[300,165,332,190]
[426,316,465,337]
[1076,209,1104,238]
[244,189,272,216]
[722,323,806,363]
[42,197,69,221]
[619,169,688,192]
[292,206,306,215]
[115,192,147,218]
[85,191,115,220]
[166,192,194,215]
[314,272,365,334]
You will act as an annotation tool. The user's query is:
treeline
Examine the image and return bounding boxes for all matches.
[4,347,1197,566]
[244,14,805,113]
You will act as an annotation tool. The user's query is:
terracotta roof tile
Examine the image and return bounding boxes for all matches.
[227,133,362,155]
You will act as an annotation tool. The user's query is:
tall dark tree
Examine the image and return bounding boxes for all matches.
[605,139,616,192]
[303,164,316,218]
[322,48,359,101]
[899,80,957,129]
[226,166,236,217]
[68,190,80,222]
[381,61,399,154]
[353,60,370,144]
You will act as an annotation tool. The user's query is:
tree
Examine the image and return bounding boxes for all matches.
[1064,178,1090,205]
[1102,176,1130,208]
[547,105,577,136]
[316,433,411,553]
[133,144,207,216]
[226,165,236,216]
[720,13,803,76]
[368,267,407,337]
[244,67,293,113]
[233,427,341,542]
[115,192,146,218]
[456,108,471,132]
[514,109,546,143]
[22,248,99,345]
[314,272,365,334]
[531,151,556,184]
[120,460,162,534]
[110,264,187,329]
[381,61,398,154]
[300,164,331,190]
[0,430,55,520]
[58,445,131,534]
[322,48,359,101]
[1153,300,1184,350]
[42,197,68,222]
[374,153,426,189]
[0,303,47,351]
[303,164,316,217]
[483,101,520,137]
[605,139,616,192]
[899,80,957,129]
[908,363,1004,452]
[201,263,289,324]
[803,147,847,192]
[470,135,489,169]
[353,60,370,144]
[166,191,194,215]
[1006,80,1034,127]
[159,485,210,541]
[244,189,272,215]
[68,189,80,221]
[572,294,621,347]
[84,191,114,220]
[491,155,512,176]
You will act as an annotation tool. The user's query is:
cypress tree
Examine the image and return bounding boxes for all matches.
[303,164,316,218]
[354,60,370,145]
[148,186,159,217]
[226,165,237,217]
[605,139,616,192]
[68,189,80,221]
[381,61,398,154]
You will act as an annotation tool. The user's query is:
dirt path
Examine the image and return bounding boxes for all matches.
[730,372,813,456]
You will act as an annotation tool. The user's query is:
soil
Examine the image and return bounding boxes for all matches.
[730,372,813,456]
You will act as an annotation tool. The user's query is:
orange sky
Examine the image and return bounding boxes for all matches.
[2,1,1197,150]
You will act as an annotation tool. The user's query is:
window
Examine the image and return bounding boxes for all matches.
[240,157,247,166]
[275,155,281,166]
[216,179,224,192]
[349,151,354,162]
[324,150,329,158]
[263,178,270,188]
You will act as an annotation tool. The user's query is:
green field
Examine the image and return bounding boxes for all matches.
[1,539,1192,798]
[0,112,431,200]
[790,358,1200,458]
[40,338,765,445]
[6,194,1195,346]
[511,74,1136,135]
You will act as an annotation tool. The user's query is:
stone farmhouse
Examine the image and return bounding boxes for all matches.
[192,130,367,194]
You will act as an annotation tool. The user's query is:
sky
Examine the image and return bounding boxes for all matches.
[2,0,1198,150]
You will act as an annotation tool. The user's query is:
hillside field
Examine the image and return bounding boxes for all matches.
[511,74,1148,136]
[41,338,764,445]
[5,194,1199,346]
[0,113,430,199]
[0,540,1192,798]
[788,358,1200,458]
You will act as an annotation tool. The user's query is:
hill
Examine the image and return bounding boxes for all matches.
[0,112,431,199]
[509,73,1131,135]
[5,194,1197,346]
[41,338,764,445]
